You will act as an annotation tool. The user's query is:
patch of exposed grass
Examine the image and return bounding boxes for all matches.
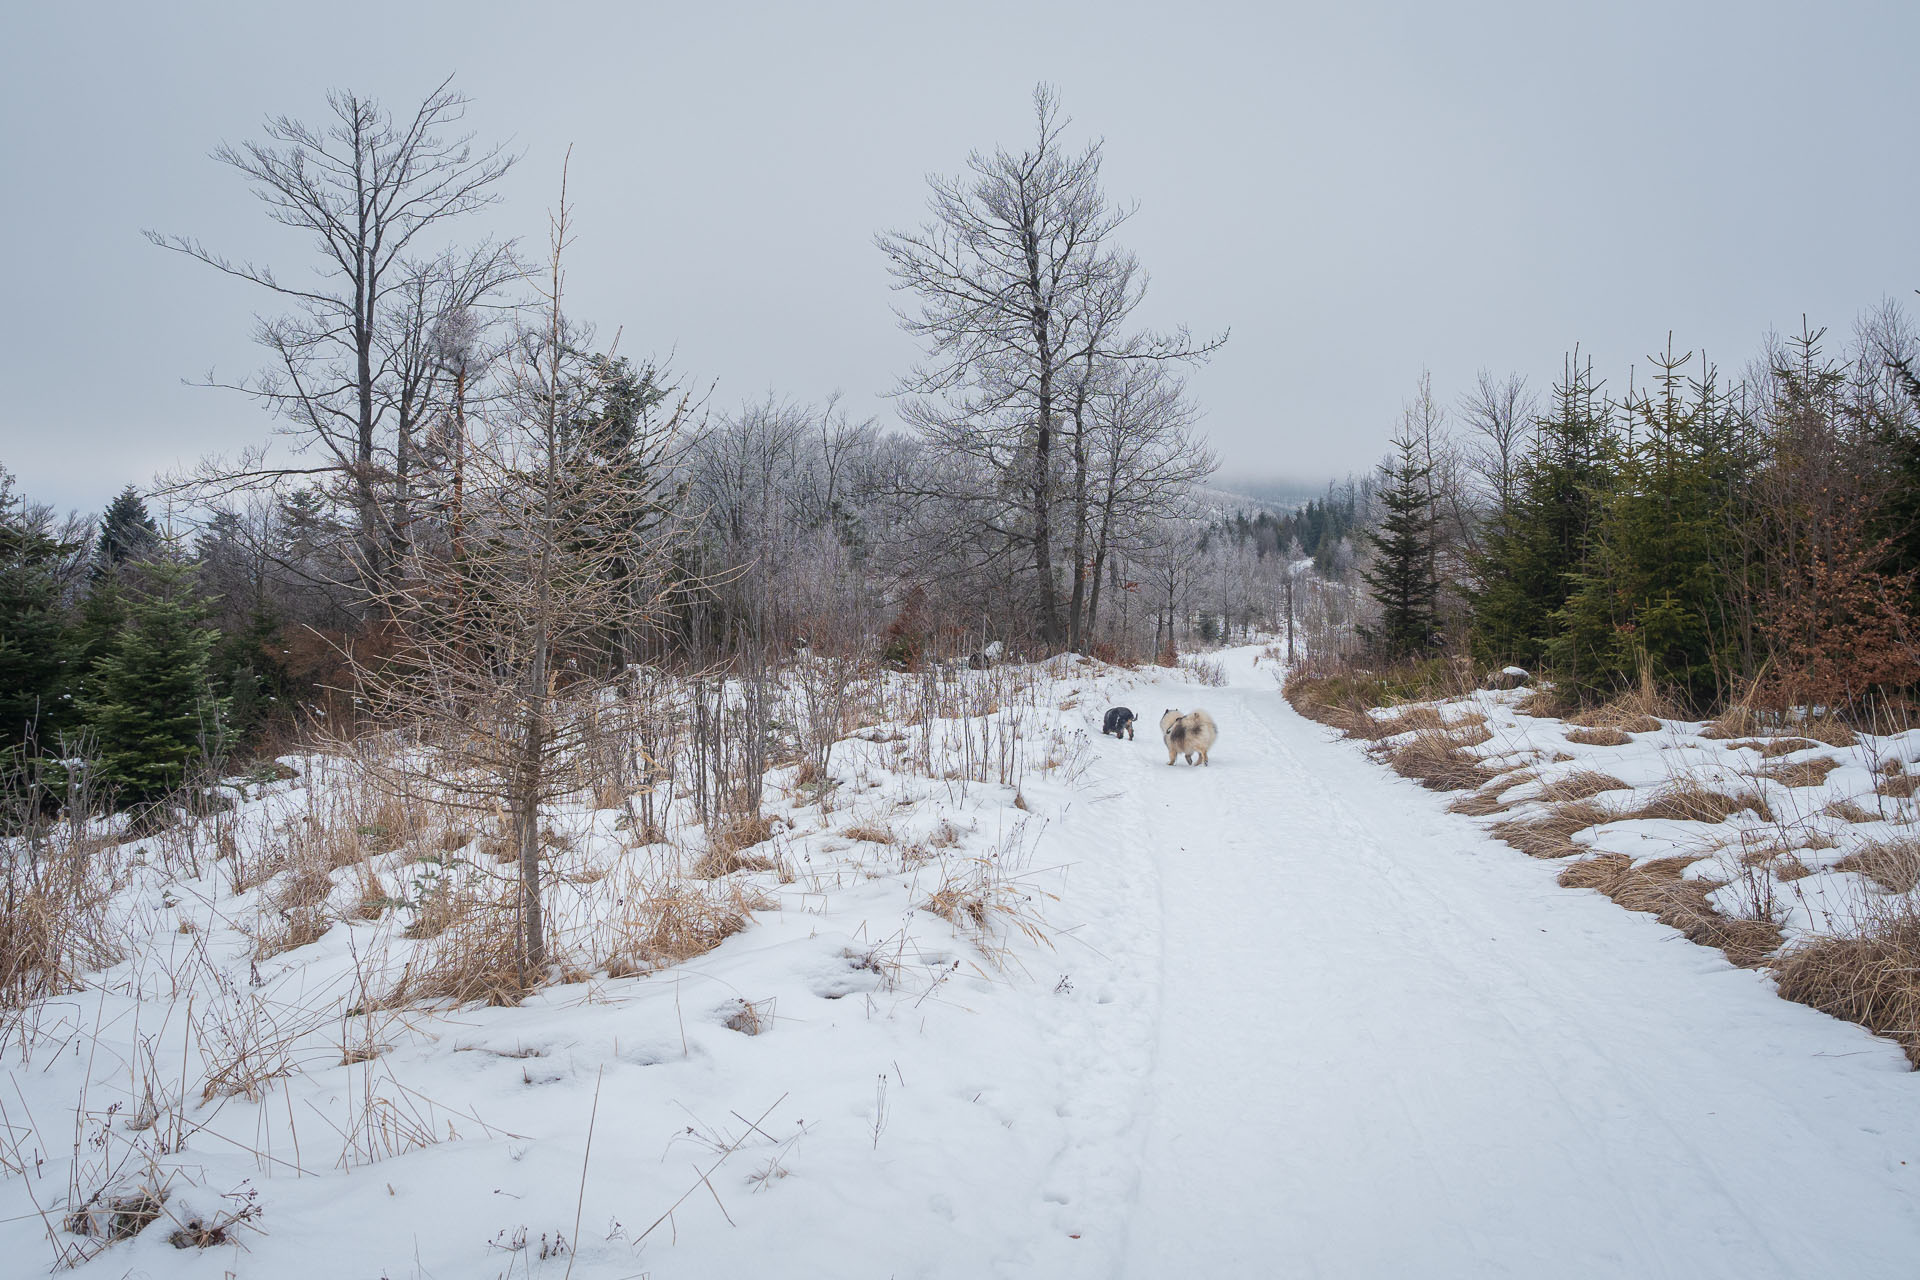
[1378,728,1499,792]
[1877,773,1919,800]
[1569,707,1663,734]
[1835,837,1920,894]
[1721,737,1822,759]
[1538,771,1632,803]
[1282,658,1460,738]
[1757,756,1843,788]
[1630,780,1772,824]
[1491,799,1616,859]
[1564,726,1632,747]
[1558,853,1781,967]
[1447,770,1538,817]
[1707,705,1857,748]
[1822,798,1879,824]
[1772,907,1920,1067]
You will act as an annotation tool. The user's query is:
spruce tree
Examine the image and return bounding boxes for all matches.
[1469,356,1613,670]
[1550,348,1752,708]
[92,485,158,579]
[0,485,79,751]
[84,563,228,802]
[1361,433,1438,659]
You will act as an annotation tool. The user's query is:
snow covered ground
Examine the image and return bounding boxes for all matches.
[6,646,1920,1277]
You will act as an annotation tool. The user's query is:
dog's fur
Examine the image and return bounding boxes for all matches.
[1102,706,1137,739]
[1160,708,1217,766]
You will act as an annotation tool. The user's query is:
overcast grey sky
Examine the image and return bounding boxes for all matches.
[4,0,1917,515]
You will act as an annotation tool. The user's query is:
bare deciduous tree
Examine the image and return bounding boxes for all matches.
[149,77,519,590]
[1457,370,1537,522]
[877,84,1221,648]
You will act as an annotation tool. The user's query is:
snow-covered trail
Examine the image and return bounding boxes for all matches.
[1044,647,1920,1279]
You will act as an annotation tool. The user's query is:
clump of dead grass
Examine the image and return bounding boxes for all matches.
[383,889,525,1007]
[64,1186,167,1244]
[1568,707,1664,735]
[1706,704,1857,748]
[1558,853,1782,967]
[1835,837,1920,894]
[1721,737,1822,758]
[1538,771,1632,803]
[722,997,774,1036]
[1771,904,1920,1067]
[1877,773,1919,800]
[1491,799,1616,859]
[1822,798,1879,824]
[841,820,898,846]
[1447,769,1538,817]
[1757,756,1843,788]
[601,881,752,978]
[694,814,778,878]
[1376,728,1500,792]
[1564,726,1632,747]
[1630,779,1773,824]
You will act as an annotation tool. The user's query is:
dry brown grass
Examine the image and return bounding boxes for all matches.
[694,814,778,878]
[1564,726,1632,747]
[601,883,750,978]
[1538,771,1632,803]
[1721,737,1822,758]
[1799,717,1859,748]
[1758,756,1843,788]
[1566,680,1676,733]
[1835,837,1920,894]
[1822,798,1879,824]
[1447,770,1538,817]
[1371,704,1449,736]
[1557,853,1782,967]
[1629,780,1773,824]
[1877,773,1919,800]
[384,906,525,1007]
[1491,799,1616,859]
[927,819,962,849]
[1707,705,1857,748]
[1774,853,1818,881]
[1771,906,1920,1067]
[0,838,122,1011]
[1379,729,1500,792]
[1281,666,1398,739]
[841,820,898,846]
[1569,708,1664,734]
[1514,687,1569,718]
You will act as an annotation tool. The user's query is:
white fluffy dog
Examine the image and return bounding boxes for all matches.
[1159,708,1218,766]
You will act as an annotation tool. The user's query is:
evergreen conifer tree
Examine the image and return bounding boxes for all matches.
[84,563,228,802]
[1469,357,1613,669]
[1550,348,1752,708]
[0,484,79,751]
[92,486,159,579]
[1361,433,1439,659]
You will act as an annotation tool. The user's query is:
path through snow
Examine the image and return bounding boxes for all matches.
[1033,645,1920,1278]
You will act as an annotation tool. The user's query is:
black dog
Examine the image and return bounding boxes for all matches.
[1102,706,1137,740]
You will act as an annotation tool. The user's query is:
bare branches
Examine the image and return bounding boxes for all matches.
[148,77,522,600]
[876,83,1223,648]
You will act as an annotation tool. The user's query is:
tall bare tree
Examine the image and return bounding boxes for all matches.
[878,85,1220,647]
[149,76,519,590]
[1457,370,1537,522]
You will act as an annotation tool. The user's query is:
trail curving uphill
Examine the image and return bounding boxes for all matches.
[1033,646,1920,1279]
